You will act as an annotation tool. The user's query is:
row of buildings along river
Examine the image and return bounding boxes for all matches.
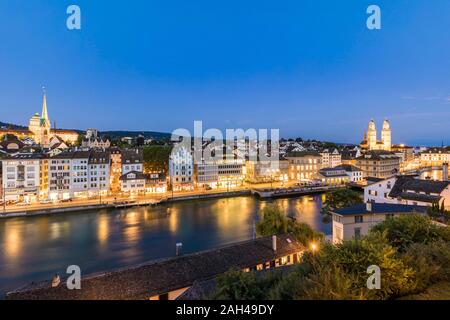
[1,92,449,205]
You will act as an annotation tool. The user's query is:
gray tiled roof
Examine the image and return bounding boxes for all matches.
[389,177,449,198]
[121,149,143,164]
[335,164,362,172]
[119,171,146,181]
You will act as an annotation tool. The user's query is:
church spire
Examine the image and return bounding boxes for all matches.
[40,86,50,127]
[41,87,48,121]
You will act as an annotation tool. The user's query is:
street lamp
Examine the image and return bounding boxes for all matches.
[310,241,319,253]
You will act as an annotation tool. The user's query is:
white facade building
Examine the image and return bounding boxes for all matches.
[332,202,427,244]
[120,171,146,194]
[320,149,342,168]
[121,149,143,175]
[48,153,72,200]
[1,154,48,202]
[420,148,450,167]
[169,146,194,191]
[364,176,450,210]
[88,151,110,197]
[196,157,245,189]
[335,164,364,183]
[48,151,110,200]
[70,151,90,198]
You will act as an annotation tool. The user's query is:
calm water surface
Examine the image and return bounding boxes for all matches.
[0,195,329,295]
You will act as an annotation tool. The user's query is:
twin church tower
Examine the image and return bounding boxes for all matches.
[360,119,392,151]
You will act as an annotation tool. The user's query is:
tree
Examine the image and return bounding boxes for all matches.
[143,145,173,173]
[256,204,323,246]
[76,134,83,146]
[370,214,450,252]
[256,204,289,237]
[321,189,363,216]
[209,268,281,300]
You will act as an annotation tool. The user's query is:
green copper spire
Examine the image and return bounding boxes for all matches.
[40,86,50,127]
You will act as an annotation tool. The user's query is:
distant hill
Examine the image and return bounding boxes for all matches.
[100,130,172,140]
[0,121,28,130]
[1,120,172,141]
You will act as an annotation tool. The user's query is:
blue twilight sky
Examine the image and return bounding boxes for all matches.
[0,0,449,145]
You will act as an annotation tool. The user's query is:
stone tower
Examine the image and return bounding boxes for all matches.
[367,119,377,150]
[381,119,391,151]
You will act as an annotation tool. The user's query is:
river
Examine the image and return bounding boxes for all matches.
[0,194,330,296]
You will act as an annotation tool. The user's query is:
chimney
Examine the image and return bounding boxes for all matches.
[272,235,277,252]
[443,162,448,182]
[366,201,372,212]
[176,242,183,256]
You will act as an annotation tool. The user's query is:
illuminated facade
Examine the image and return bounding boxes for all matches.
[245,159,289,183]
[360,119,392,151]
[420,148,450,167]
[28,93,51,148]
[286,151,321,181]
[1,154,48,202]
[355,151,400,178]
[0,91,79,146]
[316,167,350,185]
[195,157,245,189]
[48,151,110,200]
[169,146,194,191]
[319,149,342,168]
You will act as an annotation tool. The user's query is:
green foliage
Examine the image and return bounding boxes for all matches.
[321,189,363,215]
[370,214,450,251]
[143,145,173,173]
[111,139,130,148]
[210,268,282,300]
[320,235,415,299]
[401,241,450,292]
[210,215,450,300]
[428,201,450,223]
[256,204,323,246]
[256,204,289,237]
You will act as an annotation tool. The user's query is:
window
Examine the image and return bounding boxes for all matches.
[354,215,363,223]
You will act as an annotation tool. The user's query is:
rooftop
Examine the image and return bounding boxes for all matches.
[389,177,449,201]
[335,164,362,172]
[119,170,147,181]
[285,151,321,158]
[356,151,400,161]
[333,203,427,216]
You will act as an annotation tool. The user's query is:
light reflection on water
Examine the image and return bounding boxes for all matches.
[0,195,329,296]
[420,169,443,181]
